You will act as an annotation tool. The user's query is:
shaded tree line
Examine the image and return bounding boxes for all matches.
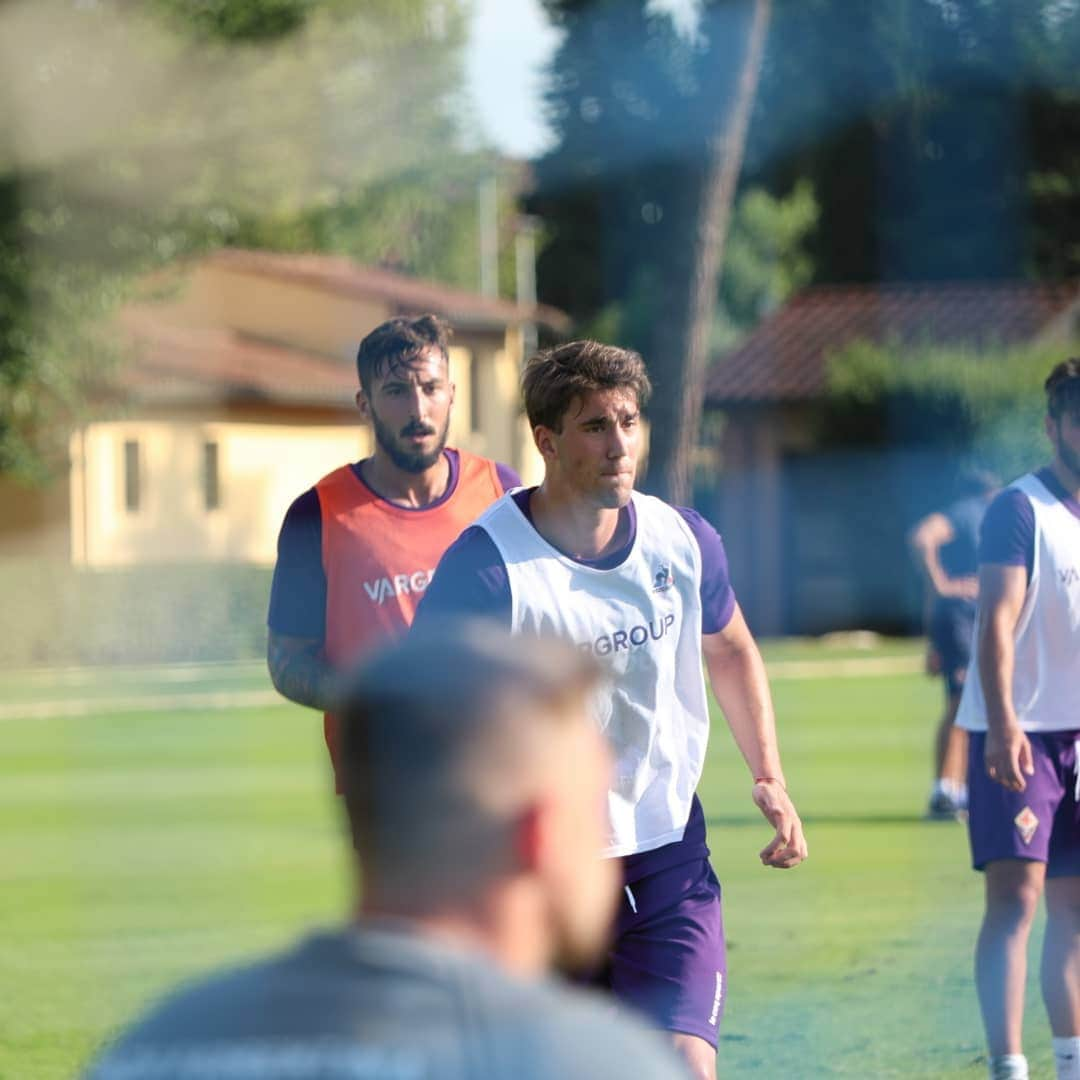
[531,0,1080,500]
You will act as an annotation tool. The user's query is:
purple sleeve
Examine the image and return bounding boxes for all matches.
[267,488,326,639]
[495,462,522,492]
[677,508,736,634]
[412,526,513,629]
[979,489,1035,577]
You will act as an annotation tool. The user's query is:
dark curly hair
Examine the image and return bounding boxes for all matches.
[522,340,651,432]
[355,315,451,394]
[1046,358,1080,420]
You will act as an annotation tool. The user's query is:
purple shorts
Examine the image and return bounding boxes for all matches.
[588,856,726,1047]
[968,730,1080,875]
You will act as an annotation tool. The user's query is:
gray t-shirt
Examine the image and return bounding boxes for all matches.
[83,926,686,1080]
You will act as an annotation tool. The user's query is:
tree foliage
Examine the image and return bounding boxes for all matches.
[822,337,1074,480]
[532,0,1080,501]
[751,0,1080,284]
[716,179,817,342]
[0,0,507,481]
[534,0,773,502]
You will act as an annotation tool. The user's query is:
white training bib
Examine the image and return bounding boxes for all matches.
[474,491,710,857]
[958,472,1080,733]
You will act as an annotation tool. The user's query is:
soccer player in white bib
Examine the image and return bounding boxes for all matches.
[956,359,1080,1080]
[414,340,808,1080]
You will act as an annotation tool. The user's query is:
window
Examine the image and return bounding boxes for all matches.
[203,440,220,511]
[123,439,140,513]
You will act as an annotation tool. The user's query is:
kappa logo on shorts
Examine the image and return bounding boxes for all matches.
[1014,806,1039,845]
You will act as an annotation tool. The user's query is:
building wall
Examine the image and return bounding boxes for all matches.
[159,263,539,478]
[72,416,370,567]
[710,403,817,635]
[29,257,548,570]
[0,473,70,560]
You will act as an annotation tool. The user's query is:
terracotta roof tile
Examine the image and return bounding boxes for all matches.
[118,310,356,408]
[208,248,570,333]
[706,282,1080,404]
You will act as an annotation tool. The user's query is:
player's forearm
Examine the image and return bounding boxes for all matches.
[706,639,785,781]
[267,635,340,712]
[978,611,1018,735]
[915,548,952,597]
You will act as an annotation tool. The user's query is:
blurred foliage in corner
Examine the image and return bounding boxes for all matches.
[713,179,818,349]
[822,339,1077,480]
[534,0,1080,345]
[0,0,509,483]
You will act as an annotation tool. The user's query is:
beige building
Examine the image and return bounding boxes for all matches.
[4,249,566,567]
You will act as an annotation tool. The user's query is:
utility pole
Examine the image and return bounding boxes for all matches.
[478,176,499,298]
[515,215,539,359]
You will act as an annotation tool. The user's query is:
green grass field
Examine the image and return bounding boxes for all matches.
[0,641,1056,1078]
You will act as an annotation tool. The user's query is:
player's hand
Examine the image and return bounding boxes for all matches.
[944,576,979,601]
[924,644,942,676]
[752,781,808,869]
[985,725,1034,792]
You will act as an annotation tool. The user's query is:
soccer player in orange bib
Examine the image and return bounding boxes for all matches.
[267,315,519,784]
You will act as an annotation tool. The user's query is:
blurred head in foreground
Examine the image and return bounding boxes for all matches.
[340,620,619,974]
[82,625,688,1080]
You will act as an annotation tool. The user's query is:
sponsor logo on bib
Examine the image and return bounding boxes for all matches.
[362,570,435,605]
[579,613,676,657]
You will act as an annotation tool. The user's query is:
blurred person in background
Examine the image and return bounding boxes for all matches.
[956,359,1080,1080]
[909,468,999,820]
[415,340,807,1080]
[84,624,687,1080]
[266,314,519,787]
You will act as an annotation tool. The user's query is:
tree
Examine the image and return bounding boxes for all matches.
[534,0,773,503]
[750,0,1080,285]
[533,0,1080,501]
[0,0,497,481]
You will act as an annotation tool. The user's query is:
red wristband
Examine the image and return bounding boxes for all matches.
[754,776,785,789]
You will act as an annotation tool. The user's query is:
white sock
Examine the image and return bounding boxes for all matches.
[1053,1036,1080,1080]
[989,1053,1029,1080]
[933,777,967,803]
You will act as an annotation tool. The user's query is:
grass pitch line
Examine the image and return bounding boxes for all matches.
[1,659,265,686]
[0,689,286,721]
[765,654,921,680]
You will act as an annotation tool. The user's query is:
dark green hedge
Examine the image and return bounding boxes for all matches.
[0,561,273,667]
[822,338,1075,480]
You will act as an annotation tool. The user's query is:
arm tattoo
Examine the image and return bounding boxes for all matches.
[267,633,340,712]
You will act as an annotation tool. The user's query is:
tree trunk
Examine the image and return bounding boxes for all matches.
[643,0,772,505]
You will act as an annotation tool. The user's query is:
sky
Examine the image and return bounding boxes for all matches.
[464,0,561,159]
[465,0,700,159]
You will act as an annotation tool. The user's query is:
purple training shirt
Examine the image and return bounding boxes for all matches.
[979,467,1080,580]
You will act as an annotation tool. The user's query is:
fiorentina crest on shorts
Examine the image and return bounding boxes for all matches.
[652,563,674,592]
[1014,806,1039,845]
